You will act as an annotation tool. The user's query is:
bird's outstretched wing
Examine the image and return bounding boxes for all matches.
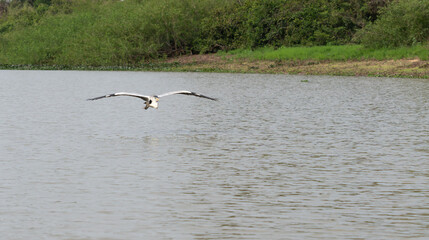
[157,90,218,101]
[87,92,150,101]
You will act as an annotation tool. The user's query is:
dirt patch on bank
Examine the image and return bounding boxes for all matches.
[163,54,429,78]
[165,54,223,64]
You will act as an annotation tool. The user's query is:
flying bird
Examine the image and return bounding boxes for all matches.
[87,90,217,110]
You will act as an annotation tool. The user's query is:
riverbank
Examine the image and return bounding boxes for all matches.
[163,54,429,78]
[1,1,427,77]
[1,55,428,78]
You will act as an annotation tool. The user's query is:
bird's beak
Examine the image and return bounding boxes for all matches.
[155,97,160,101]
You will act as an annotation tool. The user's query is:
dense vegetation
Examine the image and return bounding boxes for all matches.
[355,0,429,48]
[0,0,427,66]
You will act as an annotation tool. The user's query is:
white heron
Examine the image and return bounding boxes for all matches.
[87,90,218,110]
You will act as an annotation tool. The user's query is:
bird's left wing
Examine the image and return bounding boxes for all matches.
[157,90,218,101]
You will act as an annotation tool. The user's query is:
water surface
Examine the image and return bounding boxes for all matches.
[1,70,428,239]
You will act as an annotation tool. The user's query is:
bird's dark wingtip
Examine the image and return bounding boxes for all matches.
[86,94,111,101]
[201,95,218,101]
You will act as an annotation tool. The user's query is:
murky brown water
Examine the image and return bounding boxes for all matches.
[1,70,428,239]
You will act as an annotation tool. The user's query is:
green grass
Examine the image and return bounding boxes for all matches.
[220,44,429,61]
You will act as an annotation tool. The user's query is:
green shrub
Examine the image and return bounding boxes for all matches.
[356,0,429,48]
[0,9,98,65]
[55,0,220,65]
[197,0,389,52]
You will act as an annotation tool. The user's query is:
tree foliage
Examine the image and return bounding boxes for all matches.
[356,0,429,48]
[197,0,391,52]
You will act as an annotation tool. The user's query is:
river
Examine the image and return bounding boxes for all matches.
[1,70,428,239]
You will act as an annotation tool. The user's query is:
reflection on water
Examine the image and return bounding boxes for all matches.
[1,70,428,239]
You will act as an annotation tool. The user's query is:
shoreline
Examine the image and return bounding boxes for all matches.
[1,54,428,78]
[164,54,429,79]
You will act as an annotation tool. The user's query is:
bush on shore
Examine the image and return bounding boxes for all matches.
[197,0,388,52]
[356,0,429,48]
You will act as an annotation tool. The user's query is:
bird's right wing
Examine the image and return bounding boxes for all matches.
[157,90,218,101]
[87,92,150,101]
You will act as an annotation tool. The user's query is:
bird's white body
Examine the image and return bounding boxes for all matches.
[87,90,217,110]
[145,96,160,109]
